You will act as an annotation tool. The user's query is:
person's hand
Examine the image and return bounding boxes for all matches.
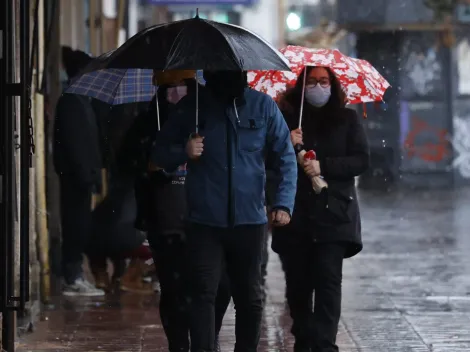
[186,135,204,159]
[303,159,321,178]
[271,209,291,226]
[290,128,303,147]
[296,149,306,164]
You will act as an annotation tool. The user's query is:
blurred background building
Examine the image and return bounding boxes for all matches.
[2,0,470,348]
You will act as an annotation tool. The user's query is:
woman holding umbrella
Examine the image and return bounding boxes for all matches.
[272,65,370,352]
[251,46,389,351]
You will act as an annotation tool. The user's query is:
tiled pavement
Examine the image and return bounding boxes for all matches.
[17,188,470,351]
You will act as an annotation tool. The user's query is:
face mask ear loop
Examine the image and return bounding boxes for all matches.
[298,68,307,129]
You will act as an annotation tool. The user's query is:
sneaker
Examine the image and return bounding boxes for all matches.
[63,278,106,297]
[153,281,161,293]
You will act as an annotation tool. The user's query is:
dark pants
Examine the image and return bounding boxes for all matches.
[149,232,233,352]
[280,242,346,352]
[261,228,269,287]
[186,223,265,352]
[60,177,93,284]
[215,226,269,338]
[215,268,232,337]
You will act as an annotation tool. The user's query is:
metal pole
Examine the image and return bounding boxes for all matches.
[19,0,31,310]
[2,0,18,350]
[1,0,11,316]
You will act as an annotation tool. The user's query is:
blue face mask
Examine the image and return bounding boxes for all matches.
[305,85,331,107]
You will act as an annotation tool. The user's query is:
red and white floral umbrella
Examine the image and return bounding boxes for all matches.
[248,45,391,104]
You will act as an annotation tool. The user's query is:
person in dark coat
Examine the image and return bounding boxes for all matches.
[272,66,370,352]
[118,70,233,352]
[152,70,297,352]
[54,47,104,296]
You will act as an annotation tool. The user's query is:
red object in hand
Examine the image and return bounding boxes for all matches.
[304,150,316,160]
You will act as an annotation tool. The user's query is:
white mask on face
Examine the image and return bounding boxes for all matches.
[305,85,331,107]
[166,85,188,104]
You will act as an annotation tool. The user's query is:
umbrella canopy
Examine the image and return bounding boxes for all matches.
[81,16,290,72]
[65,68,156,105]
[248,45,390,104]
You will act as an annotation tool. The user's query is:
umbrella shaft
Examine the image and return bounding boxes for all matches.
[195,79,199,133]
[298,69,307,129]
[156,96,160,131]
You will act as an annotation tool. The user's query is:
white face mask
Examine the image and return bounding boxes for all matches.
[167,85,188,104]
[305,85,331,107]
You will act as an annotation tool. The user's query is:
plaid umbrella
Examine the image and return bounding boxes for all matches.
[65,68,156,105]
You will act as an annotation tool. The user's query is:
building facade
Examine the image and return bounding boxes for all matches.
[337,0,470,189]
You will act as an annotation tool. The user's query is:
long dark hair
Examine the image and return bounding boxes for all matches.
[279,66,346,132]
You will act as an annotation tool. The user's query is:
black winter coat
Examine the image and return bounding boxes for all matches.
[117,93,187,235]
[53,93,102,189]
[271,107,370,258]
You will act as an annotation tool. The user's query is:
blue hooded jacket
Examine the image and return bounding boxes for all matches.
[151,87,297,228]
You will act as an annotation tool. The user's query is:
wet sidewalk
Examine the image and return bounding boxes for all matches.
[18,189,470,351]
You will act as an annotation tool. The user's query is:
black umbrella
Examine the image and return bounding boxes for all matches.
[82,14,290,72]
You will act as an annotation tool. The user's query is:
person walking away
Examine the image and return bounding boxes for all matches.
[152,70,297,352]
[119,70,233,351]
[272,66,370,352]
[54,47,104,296]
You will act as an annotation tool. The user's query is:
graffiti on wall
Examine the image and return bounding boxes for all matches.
[403,49,442,97]
[404,117,450,163]
[400,33,445,99]
[452,116,470,178]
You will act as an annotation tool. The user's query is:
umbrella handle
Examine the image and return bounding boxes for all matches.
[294,143,304,154]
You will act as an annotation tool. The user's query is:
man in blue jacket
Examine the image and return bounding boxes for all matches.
[152,70,297,352]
